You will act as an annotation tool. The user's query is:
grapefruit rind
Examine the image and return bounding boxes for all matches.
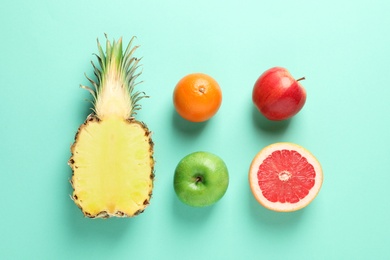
[249,142,323,212]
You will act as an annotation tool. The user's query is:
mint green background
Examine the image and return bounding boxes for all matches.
[1,0,389,259]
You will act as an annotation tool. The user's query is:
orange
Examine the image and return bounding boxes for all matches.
[249,142,323,212]
[173,73,222,122]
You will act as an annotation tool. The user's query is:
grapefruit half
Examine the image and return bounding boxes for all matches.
[249,142,323,212]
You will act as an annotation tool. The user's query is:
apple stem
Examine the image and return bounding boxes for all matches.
[297,77,306,82]
[195,176,203,184]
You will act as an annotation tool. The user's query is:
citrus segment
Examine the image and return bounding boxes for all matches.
[249,143,323,212]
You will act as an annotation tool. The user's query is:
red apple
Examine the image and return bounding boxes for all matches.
[252,67,306,121]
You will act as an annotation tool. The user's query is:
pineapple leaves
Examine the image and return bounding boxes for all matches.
[83,35,148,118]
[131,90,149,115]
[96,39,106,72]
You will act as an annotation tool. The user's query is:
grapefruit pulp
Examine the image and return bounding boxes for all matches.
[249,143,323,212]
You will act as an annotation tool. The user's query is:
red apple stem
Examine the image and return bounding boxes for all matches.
[297,77,306,82]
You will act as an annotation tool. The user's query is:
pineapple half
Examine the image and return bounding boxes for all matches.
[69,36,154,218]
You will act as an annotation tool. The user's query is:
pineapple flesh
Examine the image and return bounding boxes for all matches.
[69,36,154,218]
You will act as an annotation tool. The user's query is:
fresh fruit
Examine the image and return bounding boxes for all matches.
[174,151,229,207]
[173,73,222,122]
[249,142,323,212]
[252,67,306,121]
[68,36,154,218]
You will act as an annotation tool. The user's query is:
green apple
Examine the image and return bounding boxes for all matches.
[174,151,229,207]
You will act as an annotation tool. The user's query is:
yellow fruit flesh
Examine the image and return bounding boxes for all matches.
[71,116,153,217]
